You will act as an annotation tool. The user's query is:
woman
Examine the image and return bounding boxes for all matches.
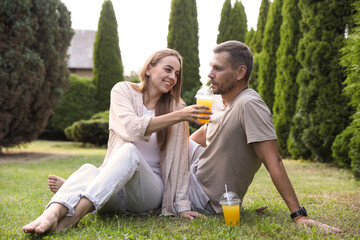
[23,49,210,234]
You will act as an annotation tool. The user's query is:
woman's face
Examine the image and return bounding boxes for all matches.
[146,56,180,95]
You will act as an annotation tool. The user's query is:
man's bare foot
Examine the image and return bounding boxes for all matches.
[48,175,65,193]
[23,203,67,234]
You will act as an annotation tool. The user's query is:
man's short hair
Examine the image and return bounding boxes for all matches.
[213,41,253,81]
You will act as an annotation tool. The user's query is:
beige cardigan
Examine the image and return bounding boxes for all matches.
[100,82,191,216]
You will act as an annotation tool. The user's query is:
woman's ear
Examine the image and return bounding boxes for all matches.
[145,65,151,77]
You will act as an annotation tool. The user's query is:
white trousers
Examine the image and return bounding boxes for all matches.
[47,143,164,216]
[188,139,215,213]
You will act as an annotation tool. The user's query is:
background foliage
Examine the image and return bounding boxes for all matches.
[93,0,124,112]
[65,111,109,146]
[168,0,201,102]
[272,0,302,157]
[288,0,353,162]
[46,74,97,136]
[257,0,283,111]
[0,0,73,149]
[332,0,360,179]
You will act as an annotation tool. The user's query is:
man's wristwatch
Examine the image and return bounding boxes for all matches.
[290,207,308,219]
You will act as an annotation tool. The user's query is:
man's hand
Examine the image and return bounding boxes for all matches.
[294,216,342,234]
[179,211,203,220]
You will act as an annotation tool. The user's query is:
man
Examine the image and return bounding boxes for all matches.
[188,40,341,233]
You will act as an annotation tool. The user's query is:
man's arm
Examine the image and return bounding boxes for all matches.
[190,125,207,147]
[251,140,300,213]
[252,140,342,233]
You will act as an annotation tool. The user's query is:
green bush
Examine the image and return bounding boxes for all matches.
[331,124,353,168]
[0,0,72,148]
[65,111,109,146]
[47,74,97,134]
[349,112,360,179]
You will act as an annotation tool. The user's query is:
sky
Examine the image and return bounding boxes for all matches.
[61,0,262,85]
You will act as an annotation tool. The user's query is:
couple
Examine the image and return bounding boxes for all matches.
[23,41,341,234]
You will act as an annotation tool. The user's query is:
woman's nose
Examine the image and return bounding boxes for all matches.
[169,71,176,79]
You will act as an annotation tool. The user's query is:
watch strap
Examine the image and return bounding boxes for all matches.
[290,207,308,219]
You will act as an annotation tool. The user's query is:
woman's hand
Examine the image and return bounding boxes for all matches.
[145,104,212,135]
[293,216,342,234]
[179,210,203,220]
[179,105,212,125]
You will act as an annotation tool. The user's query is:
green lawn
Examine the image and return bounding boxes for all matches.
[0,140,359,239]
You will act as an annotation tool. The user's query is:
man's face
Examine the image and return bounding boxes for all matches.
[208,52,238,95]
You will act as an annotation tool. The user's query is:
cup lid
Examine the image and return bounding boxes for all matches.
[219,191,241,205]
[195,86,214,98]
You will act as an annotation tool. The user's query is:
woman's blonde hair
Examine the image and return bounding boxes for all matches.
[135,49,183,152]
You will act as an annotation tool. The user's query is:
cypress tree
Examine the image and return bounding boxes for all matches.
[0,0,72,149]
[168,0,201,97]
[272,0,302,157]
[93,0,124,112]
[245,27,255,47]
[217,0,232,44]
[257,0,283,111]
[333,0,360,178]
[249,53,260,91]
[246,28,257,90]
[288,0,353,162]
[228,0,248,43]
[251,0,271,53]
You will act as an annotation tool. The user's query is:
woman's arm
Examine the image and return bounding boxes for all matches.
[145,105,211,135]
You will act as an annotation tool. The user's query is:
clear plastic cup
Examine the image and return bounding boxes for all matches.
[219,191,241,226]
[195,87,214,124]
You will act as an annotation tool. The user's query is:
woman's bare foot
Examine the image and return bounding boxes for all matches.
[48,175,65,193]
[54,197,95,232]
[54,215,80,232]
[23,203,67,234]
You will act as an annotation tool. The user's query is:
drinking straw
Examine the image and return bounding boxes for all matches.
[225,184,230,204]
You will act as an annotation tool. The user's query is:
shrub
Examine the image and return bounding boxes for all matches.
[47,74,97,134]
[331,124,353,168]
[65,111,109,146]
[349,112,360,179]
[0,0,72,148]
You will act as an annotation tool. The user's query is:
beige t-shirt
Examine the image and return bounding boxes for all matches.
[196,89,277,213]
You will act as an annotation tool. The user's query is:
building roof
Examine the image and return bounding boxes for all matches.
[67,29,96,69]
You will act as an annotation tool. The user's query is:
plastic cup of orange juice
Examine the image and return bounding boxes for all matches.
[220,191,241,226]
[195,87,214,124]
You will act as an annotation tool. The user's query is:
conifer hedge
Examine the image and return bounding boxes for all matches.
[332,1,360,179]
[272,0,302,157]
[258,0,283,112]
[288,0,353,162]
[250,0,271,53]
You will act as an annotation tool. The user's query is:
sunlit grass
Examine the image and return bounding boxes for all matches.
[0,141,359,239]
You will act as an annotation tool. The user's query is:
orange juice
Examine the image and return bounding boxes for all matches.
[222,204,240,226]
[196,98,213,123]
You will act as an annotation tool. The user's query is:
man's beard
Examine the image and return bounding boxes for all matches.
[211,80,235,95]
